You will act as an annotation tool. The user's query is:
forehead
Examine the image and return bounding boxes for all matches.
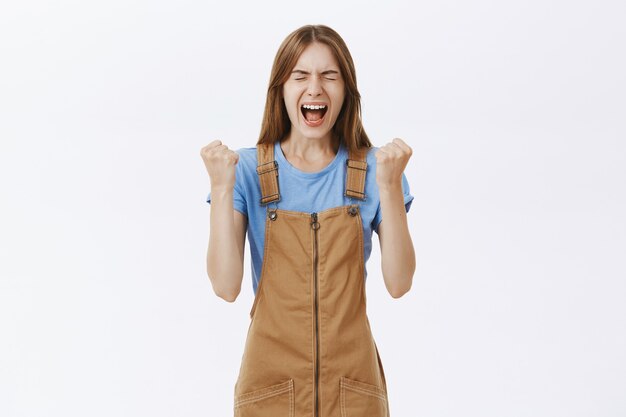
[292,42,340,71]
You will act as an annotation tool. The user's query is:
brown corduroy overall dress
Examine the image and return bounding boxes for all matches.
[233,142,390,417]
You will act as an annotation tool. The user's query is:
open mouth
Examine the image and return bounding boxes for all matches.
[300,104,328,126]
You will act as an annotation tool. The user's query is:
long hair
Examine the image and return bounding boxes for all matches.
[256,25,372,154]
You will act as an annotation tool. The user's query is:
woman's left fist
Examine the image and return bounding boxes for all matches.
[374,138,413,189]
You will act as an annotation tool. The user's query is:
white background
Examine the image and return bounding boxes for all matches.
[1,0,625,416]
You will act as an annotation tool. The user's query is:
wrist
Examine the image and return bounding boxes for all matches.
[377,181,403,194]
[210,185,234,199]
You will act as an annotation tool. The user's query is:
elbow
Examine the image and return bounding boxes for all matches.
[389,284,411,299]
[382,254,416,299]
[210,277,240,303]
[215,287,239,303]
[206,269,241,303]
[386,271,414,299]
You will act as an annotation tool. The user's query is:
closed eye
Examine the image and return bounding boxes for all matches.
[291,69,340,81]
[294,77,336,81]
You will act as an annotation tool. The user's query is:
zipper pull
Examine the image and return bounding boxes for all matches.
[310,212,320,230]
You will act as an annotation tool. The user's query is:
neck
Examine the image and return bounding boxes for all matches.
[281,131,340,160]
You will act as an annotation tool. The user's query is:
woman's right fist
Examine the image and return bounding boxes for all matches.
[200,140,239,190]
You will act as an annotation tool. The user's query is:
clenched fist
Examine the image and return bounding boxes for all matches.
[375,138,413,190]
[200,140,240,190]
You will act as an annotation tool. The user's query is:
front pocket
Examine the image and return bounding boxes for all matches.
[340,376,388,417]
[234,379,294,417]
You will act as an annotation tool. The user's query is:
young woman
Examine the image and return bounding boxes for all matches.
[201,24,415,417]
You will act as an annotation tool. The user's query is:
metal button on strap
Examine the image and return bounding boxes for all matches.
[268,209,278,221]
[348,206,358,216]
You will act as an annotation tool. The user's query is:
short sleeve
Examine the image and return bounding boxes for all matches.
[206,151,248,217]
[373,172,414,234]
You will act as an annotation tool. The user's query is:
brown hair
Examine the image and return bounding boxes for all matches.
[256,24,372,155]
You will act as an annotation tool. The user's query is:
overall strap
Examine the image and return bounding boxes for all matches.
[256,142,281,205]
[345,146,368,200]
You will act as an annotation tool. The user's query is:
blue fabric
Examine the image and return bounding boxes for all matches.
[207,140,414,296]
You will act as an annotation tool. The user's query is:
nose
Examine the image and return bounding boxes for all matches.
[307,75,323,96]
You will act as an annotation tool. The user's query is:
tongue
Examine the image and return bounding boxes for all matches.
[304,109,323,122]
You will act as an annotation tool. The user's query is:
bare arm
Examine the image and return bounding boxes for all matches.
[377,185,415,298]
[200,140,247,302]
[374,138,416,298]
[207,188,247,302]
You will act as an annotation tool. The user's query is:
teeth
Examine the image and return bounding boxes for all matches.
[302,104,327,110]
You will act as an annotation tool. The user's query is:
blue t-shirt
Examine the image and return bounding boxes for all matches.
[207,140,414,295]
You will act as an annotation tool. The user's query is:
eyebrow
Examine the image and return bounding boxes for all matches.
[291,69,340,75]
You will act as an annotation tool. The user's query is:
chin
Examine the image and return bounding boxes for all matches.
[298,126,333,140]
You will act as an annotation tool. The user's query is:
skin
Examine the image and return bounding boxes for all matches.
[200,41,415,301]
[375,138,416,298]
[200,141,246,302]
[279,42,345,170]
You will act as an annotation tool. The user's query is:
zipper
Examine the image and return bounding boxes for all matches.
[310,212,320,417]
